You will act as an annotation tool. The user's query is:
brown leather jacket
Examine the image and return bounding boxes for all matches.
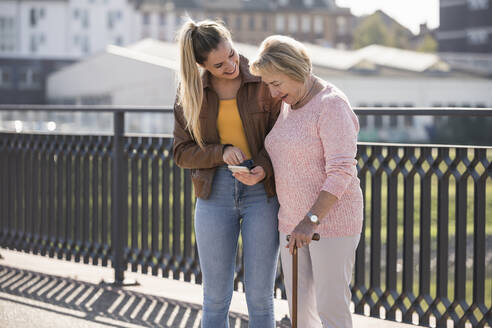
[173,55,281,199]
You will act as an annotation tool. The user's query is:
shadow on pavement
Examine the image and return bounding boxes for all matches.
[0,264,273,328]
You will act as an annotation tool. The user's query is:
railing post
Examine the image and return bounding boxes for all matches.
[106,111,137,286]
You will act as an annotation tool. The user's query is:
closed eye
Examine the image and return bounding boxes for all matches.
[214,50,235,68]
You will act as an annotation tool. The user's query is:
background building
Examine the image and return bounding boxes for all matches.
[0,55,75,104]
[34,39,492,142]
[0,0,139,57]
[136,0,354,48]
[438,0,492,53]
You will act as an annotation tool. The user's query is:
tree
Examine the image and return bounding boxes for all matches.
[353,15,391,49]
[416,34,438,53]
[352,10,413,50]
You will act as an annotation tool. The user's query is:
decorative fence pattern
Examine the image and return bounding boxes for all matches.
[0,106,491,327]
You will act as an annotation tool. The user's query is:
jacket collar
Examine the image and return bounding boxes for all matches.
[201,54,260,90]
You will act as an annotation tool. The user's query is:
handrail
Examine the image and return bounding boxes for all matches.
[1,104,492,116]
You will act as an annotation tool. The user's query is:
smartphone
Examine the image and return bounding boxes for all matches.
[228,165,250,173]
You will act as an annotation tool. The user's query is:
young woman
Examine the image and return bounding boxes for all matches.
[251,35,363,328]
[173,20,281,328]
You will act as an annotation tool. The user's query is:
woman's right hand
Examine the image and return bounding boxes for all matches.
[223,146,246,165]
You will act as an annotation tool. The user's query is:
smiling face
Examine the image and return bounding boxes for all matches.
[260,70,305,105]
[200,39,240,80]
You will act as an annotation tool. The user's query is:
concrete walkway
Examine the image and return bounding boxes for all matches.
[0,249,420,328]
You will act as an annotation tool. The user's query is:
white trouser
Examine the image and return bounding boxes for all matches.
[279,231,360,328]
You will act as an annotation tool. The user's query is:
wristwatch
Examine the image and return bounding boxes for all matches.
[306,211,320,225]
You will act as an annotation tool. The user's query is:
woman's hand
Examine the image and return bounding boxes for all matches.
[223,146,246,165]
[233,166,266,186]
[287,217,317,255]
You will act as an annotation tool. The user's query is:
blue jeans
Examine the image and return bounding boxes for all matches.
[194,163,280,328]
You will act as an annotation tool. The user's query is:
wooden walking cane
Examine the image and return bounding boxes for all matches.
[286,233,320,328]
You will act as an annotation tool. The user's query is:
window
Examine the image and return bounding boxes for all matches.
[108,12,114,29]
[374,115,383,128]
[288,14,297,33]
[0,17,16,53]
[389,115,398,127]
[262,15,268,29]
[74,9,79,19]
[30,34,38,52]
[236,16,242,30]
[336,16,347,35]
[314,15,323,34]
[467,0,489,10]
[467,29,488,45]
[304,0,314,7]
[276,14,285,32]
[388,103,398,127]
[82,36,90,54]
[301,15,310,33]
[143,12,150,25]
[404,116,414,127]
[19,67,42,89]
[374,103,383,128]
[403,103,414,126]
[29,8,46,27]
[359,115,367,128]
[30,8,37,27]
[159,13,166,26]
[82,10,89,28]
[249,15,255,30]
[0,67,12,88]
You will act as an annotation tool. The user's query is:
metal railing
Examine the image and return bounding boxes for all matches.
[0,105,491,327]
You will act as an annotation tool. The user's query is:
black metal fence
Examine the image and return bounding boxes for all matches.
[0,106,491,327]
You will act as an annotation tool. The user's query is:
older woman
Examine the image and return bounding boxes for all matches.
[249,35,363,328]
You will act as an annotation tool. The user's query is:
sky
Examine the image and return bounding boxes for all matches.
[335,0,440,35]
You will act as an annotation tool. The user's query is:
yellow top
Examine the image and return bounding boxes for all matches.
[217,98,252,160]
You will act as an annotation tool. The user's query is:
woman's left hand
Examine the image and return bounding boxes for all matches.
[232,166,265,185]
[287,217,317,255]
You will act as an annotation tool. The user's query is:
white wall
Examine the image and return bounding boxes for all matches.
[316,74,492,142]
[48,52,176,104]
[47,50,177,134]
[326,76,492,108]
[0,0,139,58]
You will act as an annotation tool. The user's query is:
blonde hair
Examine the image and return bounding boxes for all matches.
[177,18,232,148]
[250,35,312,83]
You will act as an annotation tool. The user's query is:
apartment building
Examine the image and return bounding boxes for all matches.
[438,0,492,53]
[136,0,354,48]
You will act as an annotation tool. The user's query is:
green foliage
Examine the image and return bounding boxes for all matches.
[352,11,437,51]
[417,34,438,53]
[353,14,392,49]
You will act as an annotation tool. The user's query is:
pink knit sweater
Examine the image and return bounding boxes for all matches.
[265,82,364,237]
